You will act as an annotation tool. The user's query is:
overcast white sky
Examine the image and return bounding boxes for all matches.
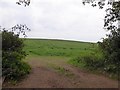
[0,0,107,42]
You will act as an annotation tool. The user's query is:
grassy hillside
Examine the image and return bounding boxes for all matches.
[23,39,100,57]
[22,39,117,79]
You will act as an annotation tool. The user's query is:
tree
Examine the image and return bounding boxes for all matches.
[83,0,120,76]
[16,0,30,7]
[1,25,31,81]
[83,0,120,31]
[2,30,31,81]
[0,1,31,81]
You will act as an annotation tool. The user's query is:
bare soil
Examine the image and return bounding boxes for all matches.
[3,56,118,88]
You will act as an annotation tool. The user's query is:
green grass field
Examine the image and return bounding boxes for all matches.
[23,38,100,58]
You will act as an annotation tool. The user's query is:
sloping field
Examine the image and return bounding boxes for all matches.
[23,39,99,57]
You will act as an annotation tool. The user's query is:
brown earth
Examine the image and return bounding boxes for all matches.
[3,56,118,88]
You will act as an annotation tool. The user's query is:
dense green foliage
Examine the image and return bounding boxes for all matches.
[2,31,31,81]
[24,39,98,57]
[69,53,104,69]
[98,29,120,74]
[81,0,120,77]
[98,1,120,75]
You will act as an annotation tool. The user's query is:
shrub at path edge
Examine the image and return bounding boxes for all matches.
[2,31,31,81]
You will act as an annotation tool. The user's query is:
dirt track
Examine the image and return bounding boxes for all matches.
[3,56,118,88]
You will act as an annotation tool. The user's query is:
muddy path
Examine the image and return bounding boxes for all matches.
[3,56,118,88]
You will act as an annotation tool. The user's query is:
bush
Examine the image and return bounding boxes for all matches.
[2,31,31,81]
[70,54,104,70]
[70,49,119,78]
[81,55,104,70]
[98,29,120,75]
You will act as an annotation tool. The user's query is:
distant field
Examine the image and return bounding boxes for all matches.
[23,39,100,57]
